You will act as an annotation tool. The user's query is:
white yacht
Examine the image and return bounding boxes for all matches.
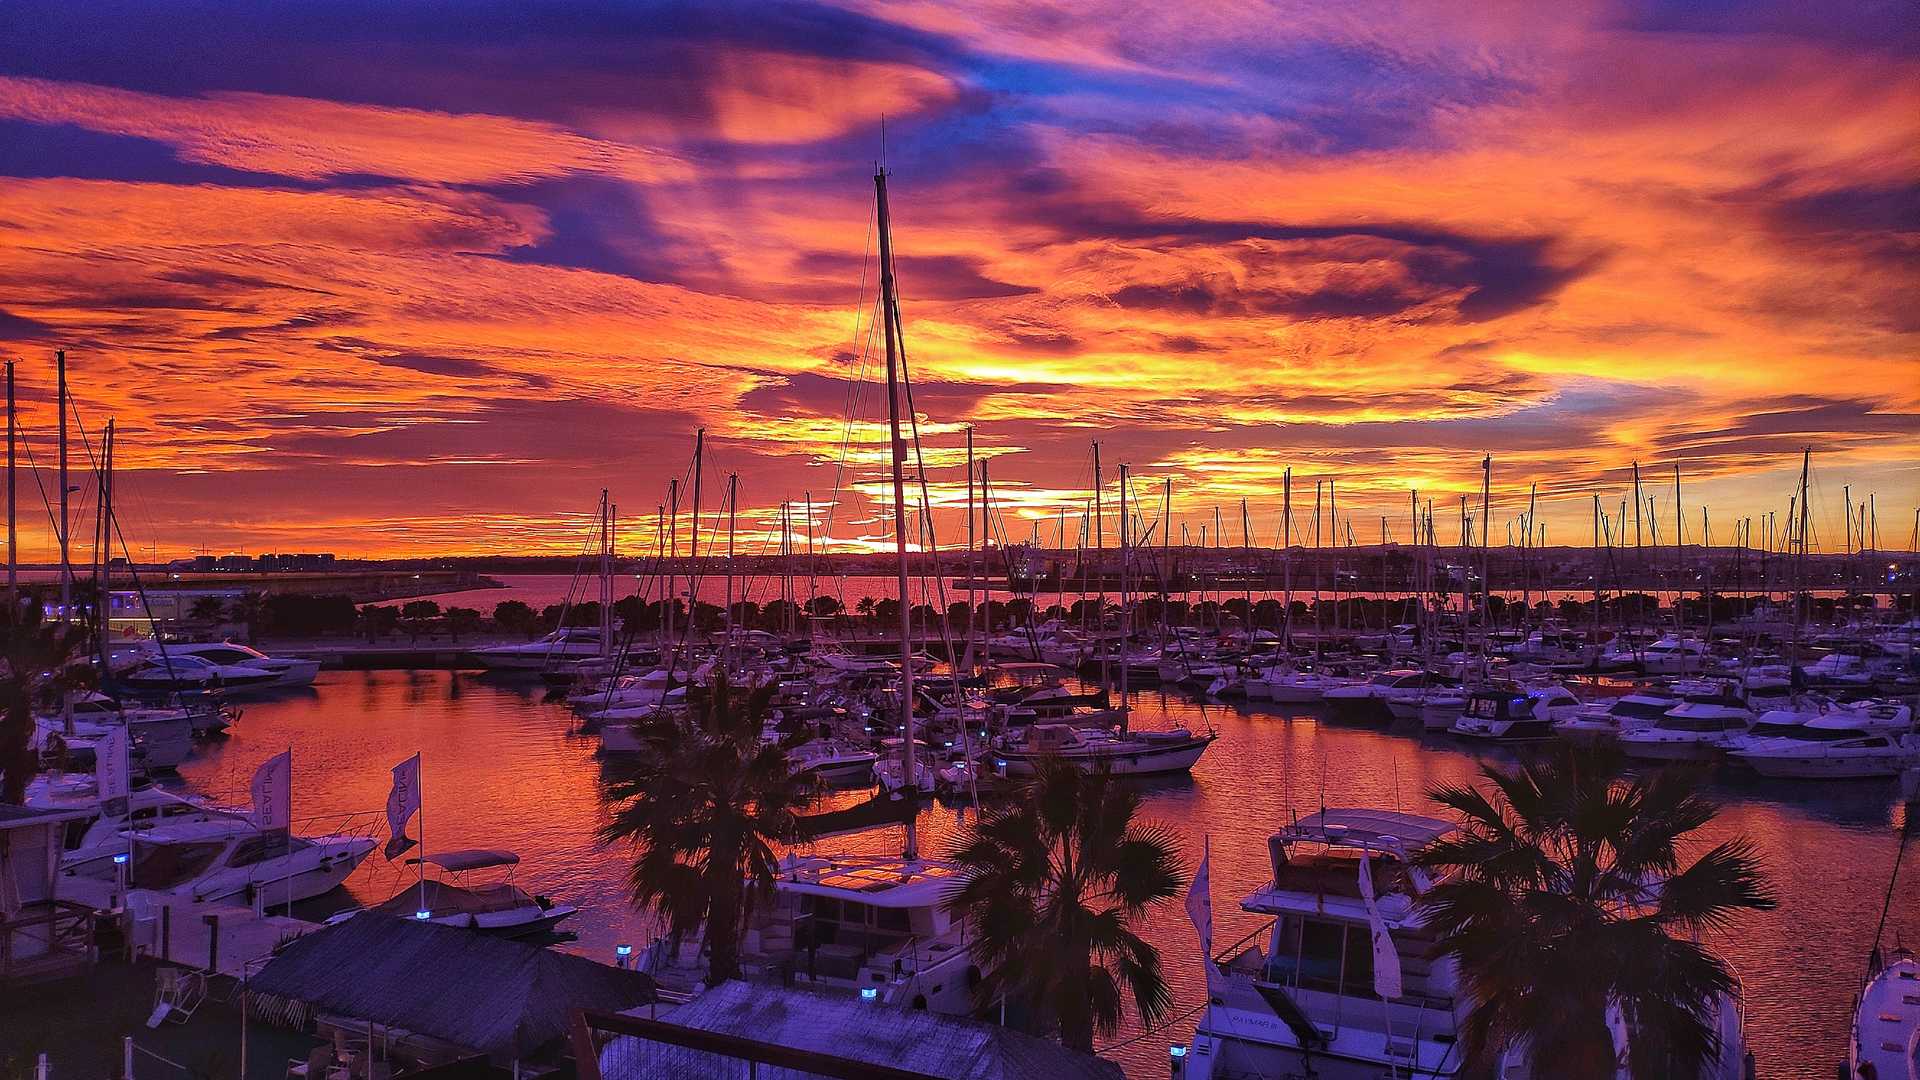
[33,704,196,771]
[1177,809,1468,1079]
[1555,688,1682,745]
[640,853,977,1013]
[26,775,234,868]
[68,819,375,906]
[152,642,320,690]
[1256,669,1355,704]
[1418,689,1470,733]
[1727,715,1920,779]
[567,668,677,710]
[1602,635,1709,675]
[472,628,611,671]
[1449,685,1582,743]
[331,849,575,936]
[1324,670,1441,721]
[115,653,283,696]
[786,739,880,786]
[1849,948,1920,1080]
[1618,692,1754,762]
[992,722,1216,777]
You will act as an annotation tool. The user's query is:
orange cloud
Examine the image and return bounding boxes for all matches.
[0,76,687,185]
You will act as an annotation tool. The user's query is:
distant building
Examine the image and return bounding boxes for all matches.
[165,552,338,573]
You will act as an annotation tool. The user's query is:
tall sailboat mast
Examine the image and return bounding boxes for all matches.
[874,167,919,861]
[98,420,114,662]
[6,360,14,606]
[58,350,70,624]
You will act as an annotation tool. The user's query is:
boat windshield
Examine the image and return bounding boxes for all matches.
[1748,720,1805,738]
[1782,727,1876,743]
[1611,700,1674,721]
[131,840,226,889]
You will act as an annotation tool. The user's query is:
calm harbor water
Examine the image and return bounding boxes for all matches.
[172,670,1915,1079]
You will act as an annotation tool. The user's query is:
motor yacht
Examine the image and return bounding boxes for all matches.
[1324,670,1441,723]
[332,849,575,936]
[114,653,282,696]
[1176,808,1467,1079]
[1618,694,1754,762]
[787,739,880,786]
[1256,668,1355,704]
[993,722,1216,777]
[472,628,612,672]
[1727,715,1920,779]
[33,704,196,772]
[1449,685,1582,743]
[640,852,978,1013]
[151,642,319,690]
[1601,635,1709,675]
[1555,688,1682,745]
[67,818,375,907]
[27,775,235,869]
[567,668,678,711]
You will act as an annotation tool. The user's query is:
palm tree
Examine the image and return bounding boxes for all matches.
[944,757,1185,1052]
[598,673,816,985]
[0,597,97,804]
[1414,745,1775,1079]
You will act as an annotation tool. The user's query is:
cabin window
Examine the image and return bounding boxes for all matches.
[1342,923,1377,999]
[1295,919,1347,992]
[876,906,911,934]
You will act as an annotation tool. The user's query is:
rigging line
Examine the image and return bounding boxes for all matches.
[16,429,70,564]
[823,287,883,549]
[1092,999,1208,1055]
[822,200,882,549]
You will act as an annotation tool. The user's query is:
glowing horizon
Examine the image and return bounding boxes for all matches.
[0,1,1913,559]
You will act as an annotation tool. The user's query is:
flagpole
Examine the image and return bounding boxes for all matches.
[417,755,427,919]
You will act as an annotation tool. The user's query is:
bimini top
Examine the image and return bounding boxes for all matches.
[775,853,960,908]
[409,849,519,872]
[1280,809,1455,855]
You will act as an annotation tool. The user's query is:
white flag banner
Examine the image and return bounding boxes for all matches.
[385,753,421,860]
[1357,850,1404,999]
[1185,836,1213,959]
[96,726,131,818]
[249,750,292,832]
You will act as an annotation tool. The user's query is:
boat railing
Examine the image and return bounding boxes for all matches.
[1213,915,1274,969]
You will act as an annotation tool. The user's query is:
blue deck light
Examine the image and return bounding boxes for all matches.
[860,987,878,1002]
[414,909,432,920]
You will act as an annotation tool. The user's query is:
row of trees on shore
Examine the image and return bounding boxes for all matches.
[197,589,1905,644]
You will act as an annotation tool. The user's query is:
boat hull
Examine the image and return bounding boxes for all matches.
[1731,751,1918,779]
[998,735,1214,777]
[1619,737,1724,762]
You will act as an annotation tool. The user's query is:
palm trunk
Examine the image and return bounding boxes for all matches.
[705,825,745,984]
[1057,928,1096,1053]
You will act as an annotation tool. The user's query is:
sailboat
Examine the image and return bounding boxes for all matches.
[640,167,971,1013]
[1847,768,1920,1079]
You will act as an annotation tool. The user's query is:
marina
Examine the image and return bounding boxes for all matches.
[3,4,1918,1077]
[10,657,1900,1076]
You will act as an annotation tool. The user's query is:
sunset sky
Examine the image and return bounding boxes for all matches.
[0,1,1915,558]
